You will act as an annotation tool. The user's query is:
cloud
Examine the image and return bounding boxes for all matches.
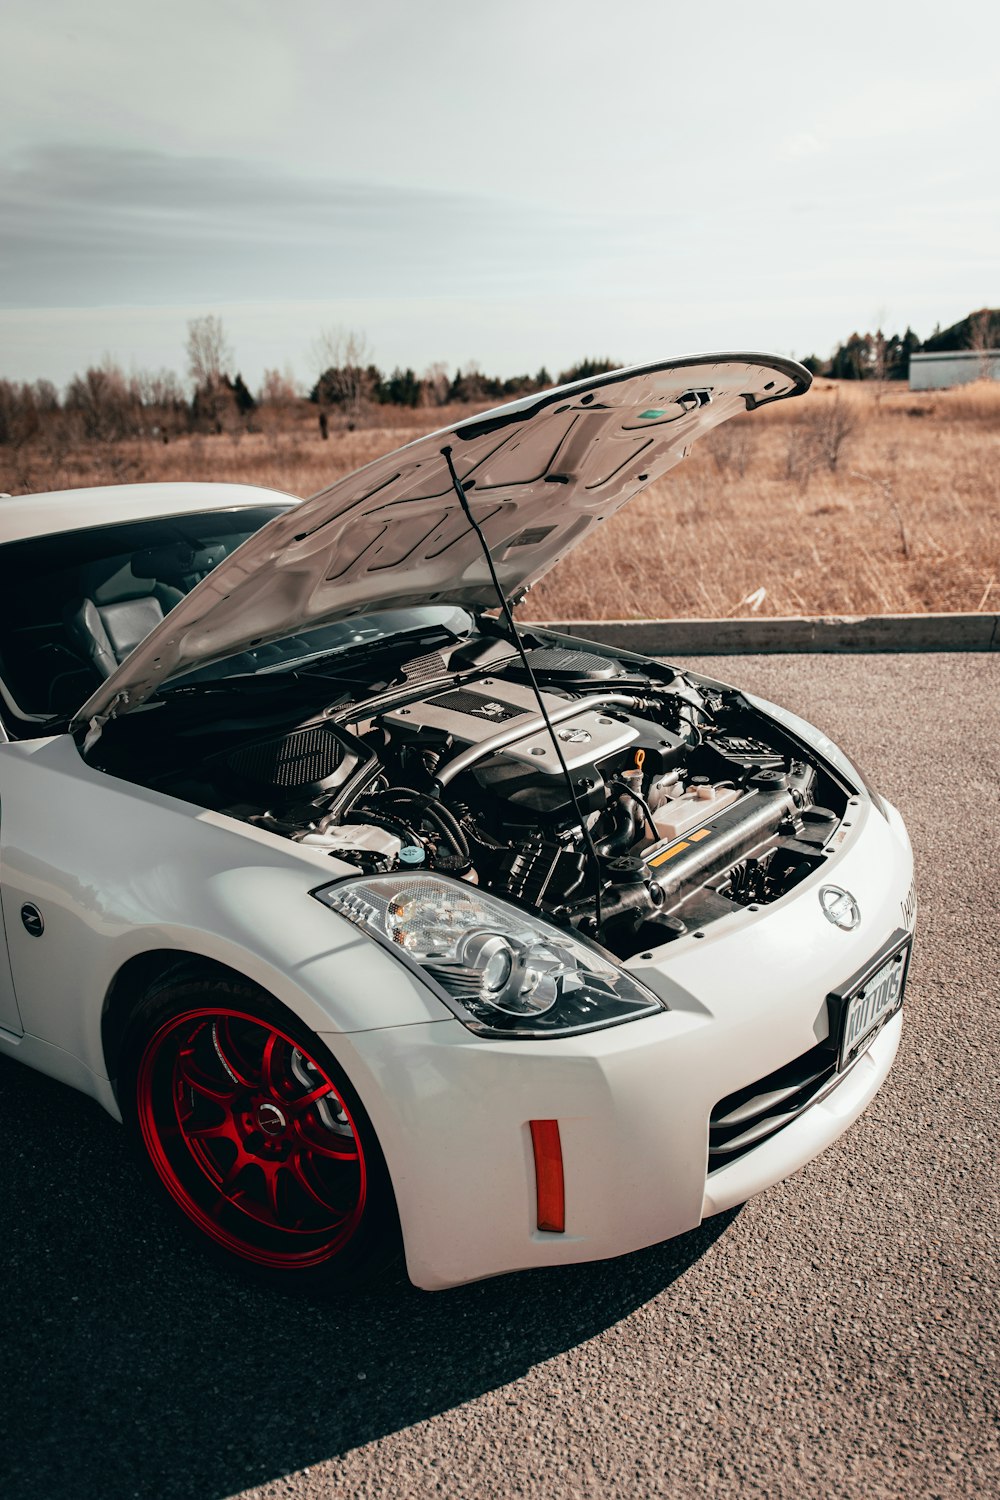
[0,144,596,308]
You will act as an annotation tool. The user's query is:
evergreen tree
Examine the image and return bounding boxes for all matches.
[231,374,256,415]
[557,357,619,384]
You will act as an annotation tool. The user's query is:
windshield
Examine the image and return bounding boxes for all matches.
[0,505,475,724]
[167,606,475,690]
[0,506,287,718]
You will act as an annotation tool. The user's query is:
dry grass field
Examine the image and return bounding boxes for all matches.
[3,381,998,619]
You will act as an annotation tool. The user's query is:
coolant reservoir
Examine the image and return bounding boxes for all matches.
[650,781,743,841]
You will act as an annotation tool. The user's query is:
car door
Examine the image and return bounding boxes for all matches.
[0,728,25,1035]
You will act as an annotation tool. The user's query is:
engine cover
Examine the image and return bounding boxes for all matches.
[382,681,638,774]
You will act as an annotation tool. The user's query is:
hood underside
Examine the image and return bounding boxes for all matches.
[72,353,810,732]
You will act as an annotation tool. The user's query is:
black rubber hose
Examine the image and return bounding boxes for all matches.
[610,779,659,840]
[594,802,637,858]
[376,787,471,860]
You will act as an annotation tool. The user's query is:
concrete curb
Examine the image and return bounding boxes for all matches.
[537,613,1000,655]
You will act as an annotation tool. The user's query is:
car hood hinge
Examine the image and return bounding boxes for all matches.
[82,690,130,752]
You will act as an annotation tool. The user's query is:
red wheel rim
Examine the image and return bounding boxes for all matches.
[136,1009,367,1269]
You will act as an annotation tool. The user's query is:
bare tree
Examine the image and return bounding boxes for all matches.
[258,367,298,407]
[461,360,485,402]
[784,393,858,489]
[967,310,995,381]
[871,328,890,411]
[31,379,60,413]
[0,380,41,448]
[311,326,372,425]
[422,360,451,407]
[706,417,755,478]
[186,315,237,433]
[130,367,186,442]
[186,315,233,391]
[808,392,857,472]
[64,358,135,443]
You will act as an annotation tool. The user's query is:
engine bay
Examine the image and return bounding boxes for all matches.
[91,628,854,960]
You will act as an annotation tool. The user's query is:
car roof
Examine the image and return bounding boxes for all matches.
[0,482,300,545]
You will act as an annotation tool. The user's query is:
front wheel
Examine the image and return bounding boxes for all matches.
[122,979,401,1291]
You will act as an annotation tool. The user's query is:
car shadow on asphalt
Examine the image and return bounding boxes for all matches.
[0,1058,737,1500]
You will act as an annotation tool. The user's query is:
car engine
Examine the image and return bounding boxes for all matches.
[93,636,853,960]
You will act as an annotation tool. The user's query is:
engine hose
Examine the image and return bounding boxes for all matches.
[610,779,658,840]
[594,801,637,858]
[375,787,471,861]
[463,818,512,853]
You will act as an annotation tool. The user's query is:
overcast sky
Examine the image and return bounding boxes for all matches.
[2,0,997,389]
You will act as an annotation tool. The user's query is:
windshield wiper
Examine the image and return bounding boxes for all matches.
[159,673,305,700]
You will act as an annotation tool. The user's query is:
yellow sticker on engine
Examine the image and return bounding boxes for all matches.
[645,827,714,867]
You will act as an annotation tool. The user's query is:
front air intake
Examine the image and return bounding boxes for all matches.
[216,723,357,798]
[505,646,625,684]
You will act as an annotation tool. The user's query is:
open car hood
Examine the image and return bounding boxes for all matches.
[71,353,810,734]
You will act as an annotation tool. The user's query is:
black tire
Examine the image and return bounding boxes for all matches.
[120,975,403,1293]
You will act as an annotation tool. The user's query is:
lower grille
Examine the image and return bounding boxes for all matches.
[708,1042,837,1169]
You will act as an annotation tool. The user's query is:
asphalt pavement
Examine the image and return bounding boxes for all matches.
[2,652,997,1500]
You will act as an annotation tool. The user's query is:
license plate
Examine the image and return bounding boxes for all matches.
[836,943,909,1071]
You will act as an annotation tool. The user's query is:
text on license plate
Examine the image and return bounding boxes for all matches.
[840,948,907,1069]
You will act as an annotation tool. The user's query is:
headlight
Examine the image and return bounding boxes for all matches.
[314,875,665,1037]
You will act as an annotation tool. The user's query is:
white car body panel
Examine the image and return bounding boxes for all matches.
[318,800,912,1288]
[0,735,446,1076]
[0,482,299,544]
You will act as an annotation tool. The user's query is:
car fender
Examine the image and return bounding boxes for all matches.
[0,735,446,1105]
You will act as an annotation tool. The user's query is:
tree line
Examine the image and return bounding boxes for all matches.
[803,308,999,382]
[3,307,997,450]
[0,315,619,448]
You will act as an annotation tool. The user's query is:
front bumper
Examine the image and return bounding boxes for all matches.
[322,796,914,1291]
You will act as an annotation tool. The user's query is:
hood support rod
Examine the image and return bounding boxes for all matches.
[440,445,603,934]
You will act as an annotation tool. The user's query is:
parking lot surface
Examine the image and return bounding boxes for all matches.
[2,652,997,1500]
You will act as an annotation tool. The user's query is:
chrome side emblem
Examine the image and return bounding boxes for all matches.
[20,904,44,937]
[819,886,860,930]
[557,726,592,743]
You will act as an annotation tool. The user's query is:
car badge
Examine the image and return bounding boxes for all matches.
[819,885,860,930]
[557,727,592,743]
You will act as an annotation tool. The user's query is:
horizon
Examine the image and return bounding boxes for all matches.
[2,311,992,405]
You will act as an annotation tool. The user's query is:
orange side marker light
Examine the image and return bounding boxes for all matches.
[529,1119,565,1233]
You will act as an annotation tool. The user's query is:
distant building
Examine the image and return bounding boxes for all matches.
[909,350,1000,390]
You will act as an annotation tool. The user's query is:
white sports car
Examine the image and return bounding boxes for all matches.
[0,355,915,1291]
